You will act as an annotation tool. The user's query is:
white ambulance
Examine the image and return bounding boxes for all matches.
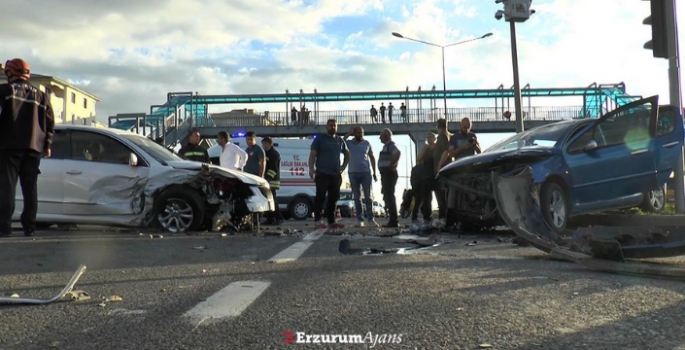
[208,137,347,220]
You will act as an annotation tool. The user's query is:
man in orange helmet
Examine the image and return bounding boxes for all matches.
[0,58,55,237]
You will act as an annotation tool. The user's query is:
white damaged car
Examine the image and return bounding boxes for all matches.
[13,125,274,233]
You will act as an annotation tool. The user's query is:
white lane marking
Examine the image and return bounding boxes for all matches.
[267,228,327,263]
[268,242,313,263]
[183,281,271,326]
[303,228,326,241]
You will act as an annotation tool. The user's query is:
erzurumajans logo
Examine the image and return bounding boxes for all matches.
[282,331,403,347]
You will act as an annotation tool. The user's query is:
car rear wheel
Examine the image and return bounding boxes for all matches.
[290,198,312,221]
[540,181,568,234]
[153,186,205,233]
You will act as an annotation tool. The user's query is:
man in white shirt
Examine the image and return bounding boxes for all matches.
[217,131,247,171]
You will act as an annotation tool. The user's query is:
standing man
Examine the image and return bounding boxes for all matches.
[445,118,481,161]
[432,118,451,229]
[262,137,285,225]
[217,131,248,171]
[378,129,401,228]
[342,126,379,228]
[309,119,350,230]
[400,103,407,122]
[244,131,265,177]
[411,132,437,226]
[0,58,55,237]
[178,129,210,163]
[387,103,394,124]
[379,103,386,124]
[370,105,378,124]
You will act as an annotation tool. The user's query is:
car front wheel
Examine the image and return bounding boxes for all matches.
[153,186,205,233]
[540,181,568,234]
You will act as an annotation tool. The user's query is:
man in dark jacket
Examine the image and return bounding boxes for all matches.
[178,129,209,163]
[261,137,284,225]
[0,58,55,237]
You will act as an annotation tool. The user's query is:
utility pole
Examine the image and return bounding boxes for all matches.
[664,0,685,213]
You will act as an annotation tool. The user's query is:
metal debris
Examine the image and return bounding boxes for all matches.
[492,167,685,279]
[0,265,87,305]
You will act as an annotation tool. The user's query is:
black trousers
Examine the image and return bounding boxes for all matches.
[314,172,342,224]
[0,150,41,234]
[381,170,398,223]
[434,182,447,220]
[411,178,434,221]
[265,188,285,222]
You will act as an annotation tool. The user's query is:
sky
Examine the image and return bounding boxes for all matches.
[2,0,685,214]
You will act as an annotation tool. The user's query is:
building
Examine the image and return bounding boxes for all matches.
[0,63,104,127]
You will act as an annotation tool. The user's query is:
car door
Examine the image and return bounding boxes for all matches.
[13,128,69,218]
[653,105,684,185]
[62,130,149,216]
[564,96,659,210]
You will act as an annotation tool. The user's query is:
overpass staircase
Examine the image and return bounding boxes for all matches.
[580,82,643,118]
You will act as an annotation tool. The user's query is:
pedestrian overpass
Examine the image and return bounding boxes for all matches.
[107,82,641,155]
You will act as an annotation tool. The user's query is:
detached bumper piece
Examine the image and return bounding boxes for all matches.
[492,167,685,280]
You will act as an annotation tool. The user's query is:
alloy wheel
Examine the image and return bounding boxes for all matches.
[158,198,194,233]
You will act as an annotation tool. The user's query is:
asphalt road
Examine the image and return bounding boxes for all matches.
[1,219,685,350]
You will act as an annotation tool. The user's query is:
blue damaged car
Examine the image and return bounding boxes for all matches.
[436,96,684,233]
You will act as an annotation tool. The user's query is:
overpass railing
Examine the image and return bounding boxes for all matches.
[193,106,584,128]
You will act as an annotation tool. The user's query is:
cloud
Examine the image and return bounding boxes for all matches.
[0,0,682,121]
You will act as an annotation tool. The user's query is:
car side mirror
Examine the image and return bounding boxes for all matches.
[129,153,138,167]
[584,140,598,152]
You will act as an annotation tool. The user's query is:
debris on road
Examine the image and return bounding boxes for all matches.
[0,265,87,305]
[338,237,448,256]
[193,246,208,251]
[149,234,164,239]
[492,167,685,279]
[66,290,91,302]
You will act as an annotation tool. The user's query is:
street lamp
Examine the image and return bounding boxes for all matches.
[392,32,493,120]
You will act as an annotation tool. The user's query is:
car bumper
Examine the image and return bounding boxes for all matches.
[246,185,275,212]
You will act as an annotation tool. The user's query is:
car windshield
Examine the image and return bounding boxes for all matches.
[485,122,571,152]
[122,135,183,165]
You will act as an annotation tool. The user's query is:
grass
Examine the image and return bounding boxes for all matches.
[621,203,678,215]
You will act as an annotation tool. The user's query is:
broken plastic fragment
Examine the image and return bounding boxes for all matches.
[107,295,123,302]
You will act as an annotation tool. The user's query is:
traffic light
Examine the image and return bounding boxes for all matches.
[643,0,669,58]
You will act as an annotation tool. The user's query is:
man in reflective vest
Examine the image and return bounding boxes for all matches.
[262,137,284,225]
[178,129,210,163]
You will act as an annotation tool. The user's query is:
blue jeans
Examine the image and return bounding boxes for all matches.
[349,172,373,221]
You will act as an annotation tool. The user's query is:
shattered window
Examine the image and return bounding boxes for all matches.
[71,131,132,164]
[486,121,571,152]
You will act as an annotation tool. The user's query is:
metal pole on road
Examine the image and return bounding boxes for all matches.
[510,20,525,133]
[665,0,685,213]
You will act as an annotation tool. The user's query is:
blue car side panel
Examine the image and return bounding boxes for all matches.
[654,106,685,185]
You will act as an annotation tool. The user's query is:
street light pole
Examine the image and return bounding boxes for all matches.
[392,32,493,121]
[442,46,447,118]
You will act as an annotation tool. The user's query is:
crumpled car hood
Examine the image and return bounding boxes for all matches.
[166,161,268,187]
[438,147,556,175]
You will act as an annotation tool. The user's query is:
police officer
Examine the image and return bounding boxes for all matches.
[0,58,55,237]
[178,129,210,163]
[262,137,284,225]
